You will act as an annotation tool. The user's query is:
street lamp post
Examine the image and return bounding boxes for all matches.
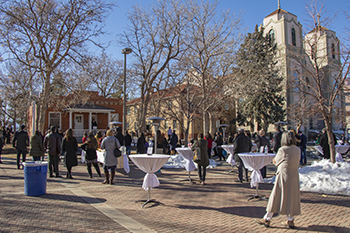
[122,48,132,133]
[147,117,165,154]
[220,124,230,143]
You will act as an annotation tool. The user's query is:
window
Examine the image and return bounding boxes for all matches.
[49,112,61,129]
[331,43,335,59]
[111,113,119,122]
[168,101,172,109]
[134,106,138,114]
[311,44,316,60]
[173,120,177,130]
[126,123,129,129]
[305,77,310,89]
[165,120,169,129]
[291,28,296,46]
[127,107,131,115]
[268,29,275,44]
[293,71,299,93]
[134,122,137,130]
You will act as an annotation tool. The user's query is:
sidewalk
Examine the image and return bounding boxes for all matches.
[0,154,349,232]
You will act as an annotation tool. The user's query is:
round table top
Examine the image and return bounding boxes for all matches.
[130,154,171,159]
[238,152,276,157]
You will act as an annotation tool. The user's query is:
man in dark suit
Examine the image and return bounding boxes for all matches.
[233,128,252,183]
[272,125,282,153]
[12,125,29,169]
[44,126,62,177]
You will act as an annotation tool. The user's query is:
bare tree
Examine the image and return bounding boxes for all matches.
[0,61,36,130]
[121,0,188,131]
[291,0,350,163]
[183,0,243,134]
[0,0,115,132]
[81,53,124,98]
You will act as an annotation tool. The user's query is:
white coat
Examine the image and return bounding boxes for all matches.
[266,145,301,216]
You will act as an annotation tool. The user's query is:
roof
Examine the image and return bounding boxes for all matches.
[127,84,199,105]
[64,103,115,112]
[308,25,330,34]
[265,8,296,18]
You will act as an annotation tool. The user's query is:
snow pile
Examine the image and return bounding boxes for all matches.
[163,154,218,169]
[263,159,350,196]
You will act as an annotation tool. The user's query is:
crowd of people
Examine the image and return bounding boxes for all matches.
[3,122,347,229]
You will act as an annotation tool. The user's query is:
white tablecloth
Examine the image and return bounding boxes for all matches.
[222,145,235,165]
[314,145,349,162]
[130,154,170,191]
[175,148,195,172]
[81,150,130,174]
[238,153,275,188]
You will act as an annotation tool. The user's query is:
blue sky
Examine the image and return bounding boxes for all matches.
[97,0,350,61]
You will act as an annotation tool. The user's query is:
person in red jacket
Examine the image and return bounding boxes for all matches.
[204,132,213,159]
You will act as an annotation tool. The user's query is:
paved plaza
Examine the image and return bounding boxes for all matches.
[0,153,350,233]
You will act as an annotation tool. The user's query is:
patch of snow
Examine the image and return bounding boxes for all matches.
[263,159,350,196]
[162,154,218,169]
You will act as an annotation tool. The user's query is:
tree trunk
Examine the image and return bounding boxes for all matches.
[38,73,52,133]
[325,120,336,163]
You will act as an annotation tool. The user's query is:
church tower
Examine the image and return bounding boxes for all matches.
[262,1,304,124]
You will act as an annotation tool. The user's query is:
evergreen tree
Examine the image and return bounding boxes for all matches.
[234,25,284,131]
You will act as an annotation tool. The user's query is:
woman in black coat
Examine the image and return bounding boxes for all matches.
[137,133,146,154]
[61,128,78,179]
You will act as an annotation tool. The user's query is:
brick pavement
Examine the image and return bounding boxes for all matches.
[1,154,350,233]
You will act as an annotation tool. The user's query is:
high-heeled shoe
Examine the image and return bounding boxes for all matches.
[255,218,270,227]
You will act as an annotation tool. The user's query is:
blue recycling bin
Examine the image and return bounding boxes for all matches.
[22,161,48,196]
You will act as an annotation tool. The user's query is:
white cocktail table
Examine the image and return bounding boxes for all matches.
[238,152,275,201]
[130,154,170,207]
[176,148,197,183]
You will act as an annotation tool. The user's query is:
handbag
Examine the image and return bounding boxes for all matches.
[193,147,200,162]
[114,147,122,157]
[114,140,122,157]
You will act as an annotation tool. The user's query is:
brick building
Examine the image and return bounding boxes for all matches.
[27,91,123,141]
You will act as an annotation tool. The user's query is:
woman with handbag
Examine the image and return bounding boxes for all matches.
[192,133,209,185]
[61,128,78,179]
[101,130,121,184]
[81,132,101,179]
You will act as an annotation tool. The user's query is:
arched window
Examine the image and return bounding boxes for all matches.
[291,28,296,46]
[268,29,275,44]
[311,44,316,60]
[331,43,335,59]
[293,71,299,94]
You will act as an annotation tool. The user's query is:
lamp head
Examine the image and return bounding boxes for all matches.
[122,48,132,54]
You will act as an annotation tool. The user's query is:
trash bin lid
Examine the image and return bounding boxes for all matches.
[22,161,49,167]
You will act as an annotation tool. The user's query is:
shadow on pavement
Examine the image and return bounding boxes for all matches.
[301,225,350,233]
[176,204,265,218]
[39,193,107,204]
[301,193,350,208]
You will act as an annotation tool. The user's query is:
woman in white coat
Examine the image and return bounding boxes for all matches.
[256,130,301,229]
[101,130,121,185]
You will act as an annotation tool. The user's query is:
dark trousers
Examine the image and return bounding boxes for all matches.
[33,156,41,161]
[16,149,27,169]
[260,166,267,179]
[207,147,212,159]
[300,148,307,165]
[66,166,72,177]
[87,162,101,177]
[198,166,206,182]
[49,154,59,176]
[238,163,248,181]
[216,147,225,160]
